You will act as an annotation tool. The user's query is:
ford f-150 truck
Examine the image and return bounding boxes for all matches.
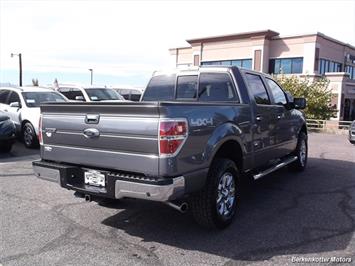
[33,66,308,229]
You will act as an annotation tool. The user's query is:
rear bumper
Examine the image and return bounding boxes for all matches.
[32,160,185,202]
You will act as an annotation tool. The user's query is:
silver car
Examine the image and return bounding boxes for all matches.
[349,120,355,144]
[0,86,67,148]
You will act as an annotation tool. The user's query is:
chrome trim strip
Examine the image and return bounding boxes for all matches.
[44,144,158,158]
[55,130,157,140]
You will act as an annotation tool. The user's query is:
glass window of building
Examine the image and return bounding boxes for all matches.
[319,59,342,75]
[269,57,303,74]
[201,59,252,69]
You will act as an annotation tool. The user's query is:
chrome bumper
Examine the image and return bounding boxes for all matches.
[33,164,61,183]
[32,160,185,202]
[114,176,185,201]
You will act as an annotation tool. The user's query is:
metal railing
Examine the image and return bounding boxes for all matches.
[306,119,352,132]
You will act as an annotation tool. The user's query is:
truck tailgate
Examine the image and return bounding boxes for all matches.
[40,102,160,176]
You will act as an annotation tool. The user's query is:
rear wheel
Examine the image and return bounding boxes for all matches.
[190,158,240,229]
[289,132,308,172]
[23,122,39,148]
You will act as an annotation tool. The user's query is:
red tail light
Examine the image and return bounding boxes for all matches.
[38,115,43,145]
[159,119,188,156]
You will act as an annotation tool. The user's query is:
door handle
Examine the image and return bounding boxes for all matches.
[277,114,282,119]
[4,109,8,112]
[256,115,263,122]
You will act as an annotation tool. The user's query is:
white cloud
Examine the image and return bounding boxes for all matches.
[0,0,354,84]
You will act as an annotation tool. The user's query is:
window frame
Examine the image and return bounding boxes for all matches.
[8,91,22,107]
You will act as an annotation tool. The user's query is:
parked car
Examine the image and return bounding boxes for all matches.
[0,115,16,152]
[349,120,355,144]
[33,66,308,229]
[56,84,126,102]
[0,86,67,148]
[113,87,144,101]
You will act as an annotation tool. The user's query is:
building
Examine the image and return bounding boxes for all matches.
[169,30,355,121]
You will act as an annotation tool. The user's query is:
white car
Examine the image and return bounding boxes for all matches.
[56,84,126,102]
[0,86,67,148]
[111,87,145,101]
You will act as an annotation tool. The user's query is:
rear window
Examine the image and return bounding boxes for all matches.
[176,75,197,99]
[142,74,176,101]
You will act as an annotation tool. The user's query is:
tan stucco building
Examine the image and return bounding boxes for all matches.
[170,30,355,121]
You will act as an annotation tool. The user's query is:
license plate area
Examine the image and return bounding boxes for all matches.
[84,170,106,187]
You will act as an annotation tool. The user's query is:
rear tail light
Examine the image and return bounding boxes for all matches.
[159,119,188,156]
[38,115,43,145]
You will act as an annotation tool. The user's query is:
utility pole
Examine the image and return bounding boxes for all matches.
[11,53,22,86]
[88,68,93,85]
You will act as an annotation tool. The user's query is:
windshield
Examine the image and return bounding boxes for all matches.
[22,91,66,107]
[142,74,176,101]
[85,88,124,101]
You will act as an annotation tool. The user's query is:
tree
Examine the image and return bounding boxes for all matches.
[275,75,337,120]
[32,78,39,86]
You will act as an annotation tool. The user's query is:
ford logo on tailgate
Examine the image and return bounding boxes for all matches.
[83,128,100,138]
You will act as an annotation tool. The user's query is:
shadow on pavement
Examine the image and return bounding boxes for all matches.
[102,157,355,261]
[0,140,39,161]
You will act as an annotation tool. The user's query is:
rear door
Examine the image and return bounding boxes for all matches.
[244,72,278,167]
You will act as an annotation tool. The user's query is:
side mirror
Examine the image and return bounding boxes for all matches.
[75,96,85,101]
[9,102,21,108]
[294,98,307,109]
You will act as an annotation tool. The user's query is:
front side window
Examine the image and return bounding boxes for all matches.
[198,73,238,102]
[176,75,198,99]
[245,73,270,105]
[265,78,287,105]
[142,74,176,101]
[8,92,21,105]
[0,90,10,104]
[84,88,124,101]
[22,92,66,107]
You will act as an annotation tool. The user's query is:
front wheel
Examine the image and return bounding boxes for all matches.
[289,132,308,172]
[190,158,240,229]
[23,122,39,148]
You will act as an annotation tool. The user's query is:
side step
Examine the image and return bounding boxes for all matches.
[253,156,297,180]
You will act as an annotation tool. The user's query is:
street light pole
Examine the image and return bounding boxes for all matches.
[88,68,93,85]
[11,53,22,86]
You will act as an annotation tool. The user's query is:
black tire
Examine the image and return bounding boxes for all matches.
[190,158,240,229]
[22,122,39,148]
[289,132,308,172]
[0,141,13,153]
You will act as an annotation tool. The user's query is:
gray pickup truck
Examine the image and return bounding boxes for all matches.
[33,66,308,229]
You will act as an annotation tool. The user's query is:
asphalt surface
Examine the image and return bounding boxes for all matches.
[0,133,354,266]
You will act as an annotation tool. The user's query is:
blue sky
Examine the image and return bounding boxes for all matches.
[0,0,354,88]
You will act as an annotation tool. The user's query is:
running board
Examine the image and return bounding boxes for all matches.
[253,156,297,180]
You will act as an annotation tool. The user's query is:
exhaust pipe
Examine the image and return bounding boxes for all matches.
[84,194,92,202]
[165,201,189,213]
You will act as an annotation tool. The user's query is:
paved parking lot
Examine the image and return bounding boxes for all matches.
[0,133,354,266]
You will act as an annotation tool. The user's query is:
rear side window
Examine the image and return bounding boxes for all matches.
[143,74,176,101]
[198,73,238,102]
[176,75,197,99]
[0,90,10,104]
[245,73,270,105]
[265,78,287,105]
